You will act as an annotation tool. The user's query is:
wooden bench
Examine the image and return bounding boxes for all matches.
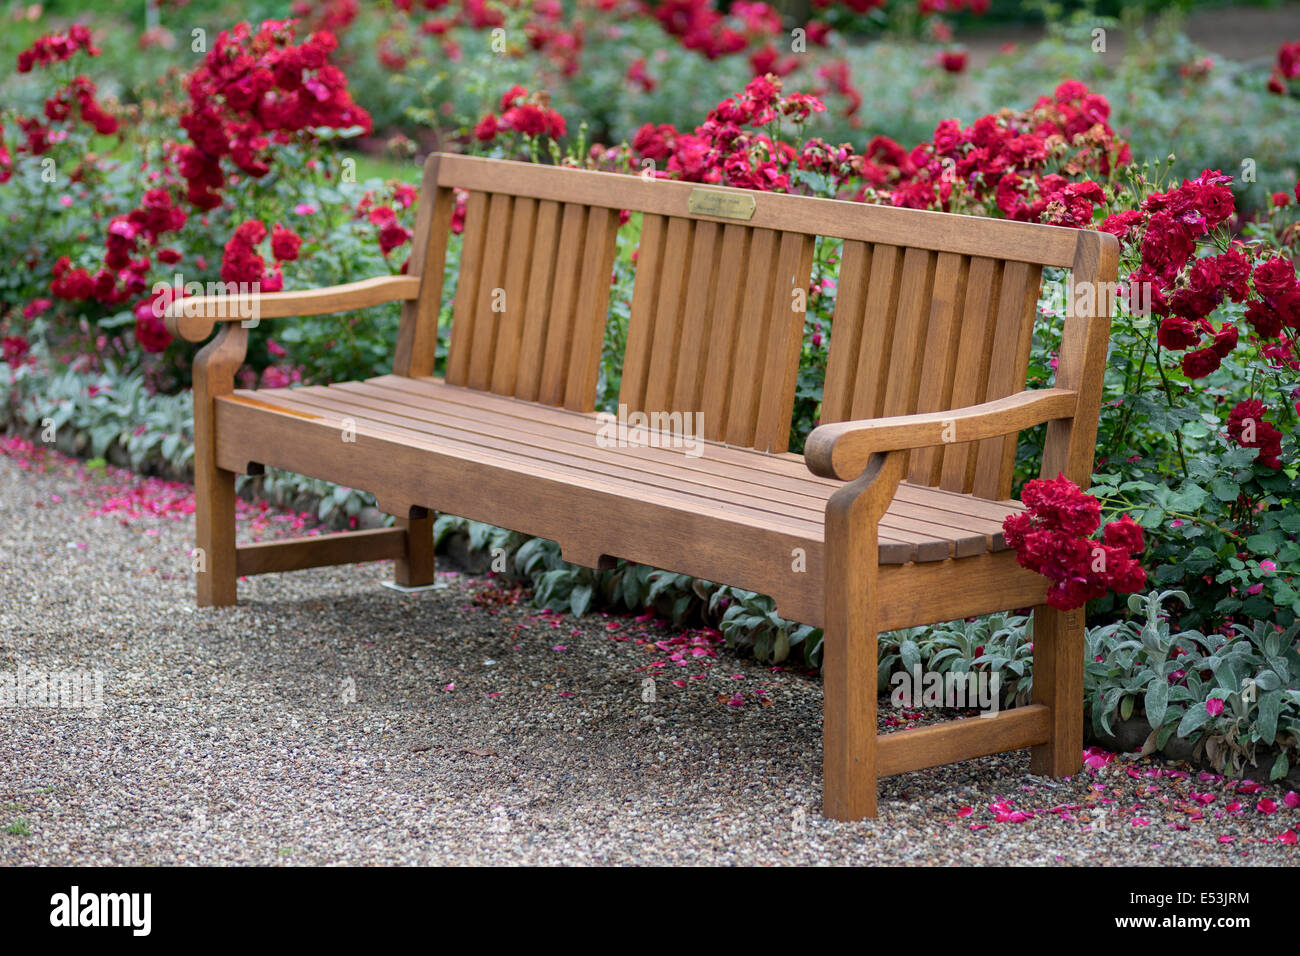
[166,153,1118,820]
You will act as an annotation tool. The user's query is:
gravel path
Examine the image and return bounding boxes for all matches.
[1,437,1296,865]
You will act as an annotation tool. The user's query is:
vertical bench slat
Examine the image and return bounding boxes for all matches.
[564,205,620,411]
[538,203,590,406]
[727,228,780,447]
[971,261,1042,499]
[465,191,513,391]
[516,199,563,403]
[880,248,937,481]
[671,219,723,414]
[488,195,538,396]
[445,190,491,387]
[620,213,664,415]
[907,252,969,486]
[880,247,936,419]
[846,243,903,420]
[821,239,870,424]
[697,223,750,442]
[754,230,816,453]
[392,155,452,379]
[641,216,695,415]
[937,256,1002,493]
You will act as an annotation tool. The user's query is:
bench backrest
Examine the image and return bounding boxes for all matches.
[395,153,1117,500]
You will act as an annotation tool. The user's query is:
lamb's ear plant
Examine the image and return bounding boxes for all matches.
[715,588,820,665]
[1085,589,1204,739]
[1086,589,1300,779]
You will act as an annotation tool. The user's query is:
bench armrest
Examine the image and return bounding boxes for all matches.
[805,388,1079,480]
[164,275,422,342]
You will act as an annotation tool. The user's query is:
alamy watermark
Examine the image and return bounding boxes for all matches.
[151,273,263,327]
[0,665,104,714]
[596,403,706,458]
[890,665,1001,717]
[1043,277,1152,318]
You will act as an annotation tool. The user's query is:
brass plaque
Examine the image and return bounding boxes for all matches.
[687,188,756,221]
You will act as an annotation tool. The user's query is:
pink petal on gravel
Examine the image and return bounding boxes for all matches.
[1283,791,1300,809]
[956,807,973,818]
[1258,798,1279,814]
[1217,835,1235,843]
[1279,830,1298,845]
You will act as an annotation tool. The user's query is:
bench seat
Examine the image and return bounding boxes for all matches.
[215,374,1028,625]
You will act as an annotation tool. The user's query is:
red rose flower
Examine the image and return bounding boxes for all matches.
[1157,316,1199,351]
[1211,323,1238,358]
[1245,299,1284,339]
[473,113,498,142]
[2,335,30,366]
[938,50,968,73]
[134,312,172,353]
[1254,256,1297,298]
[271,223,302,262]
[1181,347,1221,379]
[1226,399,1283,469]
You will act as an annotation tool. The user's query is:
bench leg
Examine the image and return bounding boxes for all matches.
[822,557,880,821]
[1029,605,1084,776]
[822,456,905,821]
[195,454,238,607]
[192,324,247,608]
[394,512,435,587]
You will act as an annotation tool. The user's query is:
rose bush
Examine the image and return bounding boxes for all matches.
[1,20,424,392]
